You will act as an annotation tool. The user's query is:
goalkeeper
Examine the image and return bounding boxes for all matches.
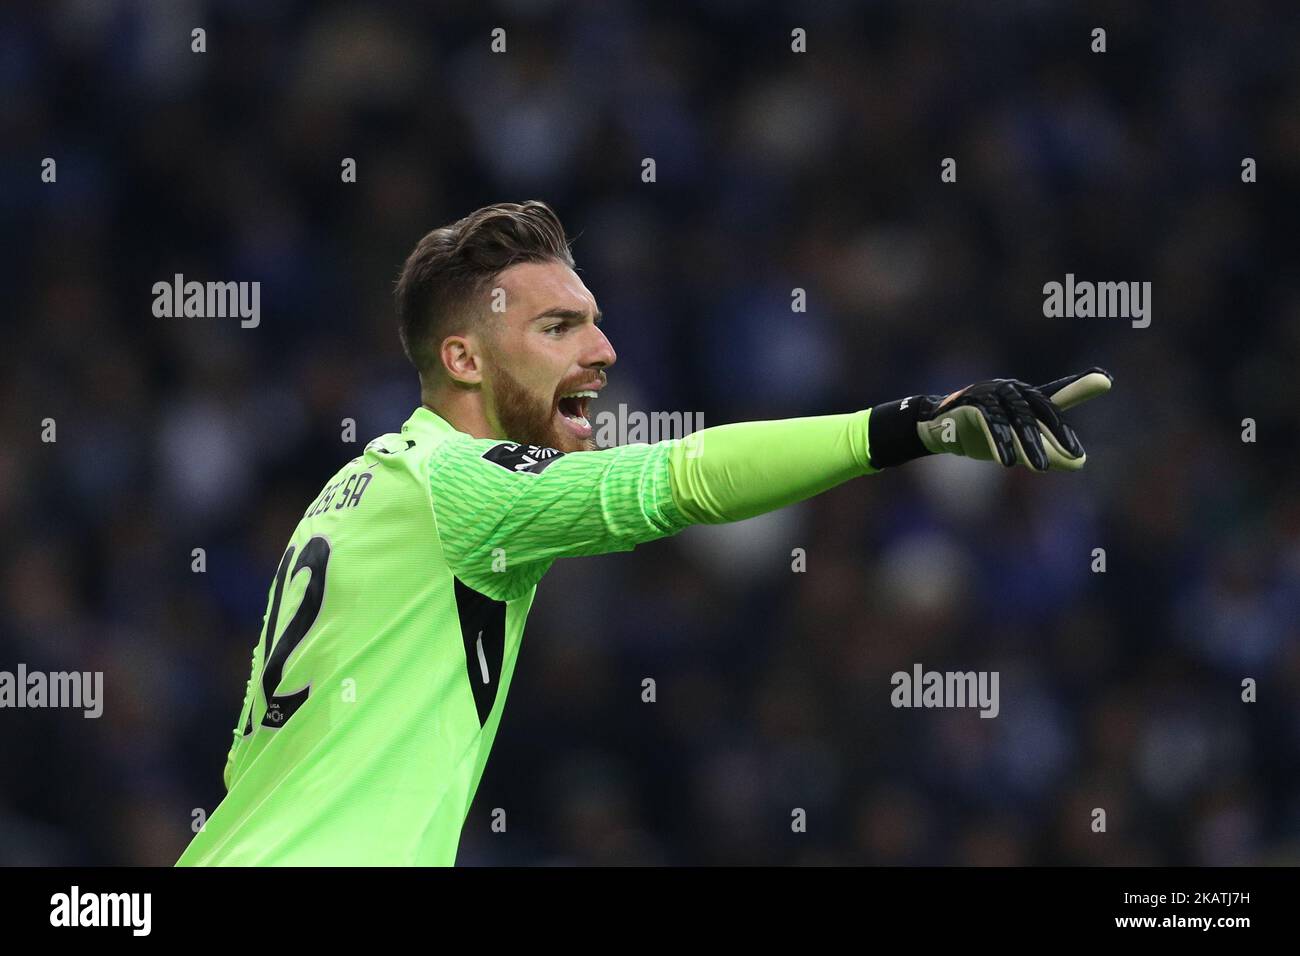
[178,201,1111,866]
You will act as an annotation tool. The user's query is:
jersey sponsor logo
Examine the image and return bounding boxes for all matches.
[481,442,565,475]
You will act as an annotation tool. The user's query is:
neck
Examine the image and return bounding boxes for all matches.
[423,385,495,440]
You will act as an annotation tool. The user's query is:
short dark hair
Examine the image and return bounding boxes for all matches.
[395,200,575,374]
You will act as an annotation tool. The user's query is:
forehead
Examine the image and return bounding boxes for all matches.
[496,260,596,317]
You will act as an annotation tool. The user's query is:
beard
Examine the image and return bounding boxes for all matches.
[489,361,594,453]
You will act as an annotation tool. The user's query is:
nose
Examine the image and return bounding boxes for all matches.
[585,324,617,370]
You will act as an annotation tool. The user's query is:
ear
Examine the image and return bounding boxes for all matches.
[440,334,483,386]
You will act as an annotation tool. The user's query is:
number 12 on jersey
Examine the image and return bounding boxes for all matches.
[242,536,332,736]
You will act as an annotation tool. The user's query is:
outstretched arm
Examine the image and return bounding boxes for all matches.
[668,367,1113,522]
[427,368,1111,597]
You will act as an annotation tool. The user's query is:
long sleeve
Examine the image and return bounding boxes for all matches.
[665,409,876,523]
[426,434,689,599]
[425,409,882,599]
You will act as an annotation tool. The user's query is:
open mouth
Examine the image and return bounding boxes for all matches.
[556,389,598,439]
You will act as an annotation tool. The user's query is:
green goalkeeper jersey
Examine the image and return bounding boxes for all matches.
[177,402,881,866]
[176,406,690,866]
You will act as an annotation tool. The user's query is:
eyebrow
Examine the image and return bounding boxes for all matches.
[530,307,603,325]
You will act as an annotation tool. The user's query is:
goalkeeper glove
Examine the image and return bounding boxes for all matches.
[866,367,1112,472]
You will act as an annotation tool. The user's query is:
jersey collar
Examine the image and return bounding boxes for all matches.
[402,405,458,439]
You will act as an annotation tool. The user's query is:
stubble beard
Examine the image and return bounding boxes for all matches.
[488,361,594,453]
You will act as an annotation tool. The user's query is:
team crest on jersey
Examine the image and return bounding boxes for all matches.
[481,442,565,475]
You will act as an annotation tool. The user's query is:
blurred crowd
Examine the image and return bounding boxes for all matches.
[1,0,1298,865]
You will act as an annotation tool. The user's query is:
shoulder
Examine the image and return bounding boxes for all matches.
[427,433,568,478]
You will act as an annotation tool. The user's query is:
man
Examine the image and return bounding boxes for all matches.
[177,200,1111,865]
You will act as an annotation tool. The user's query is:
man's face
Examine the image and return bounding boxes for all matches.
[477,260,616,453]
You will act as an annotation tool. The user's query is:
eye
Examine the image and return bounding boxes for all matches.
[543,324,566,336]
